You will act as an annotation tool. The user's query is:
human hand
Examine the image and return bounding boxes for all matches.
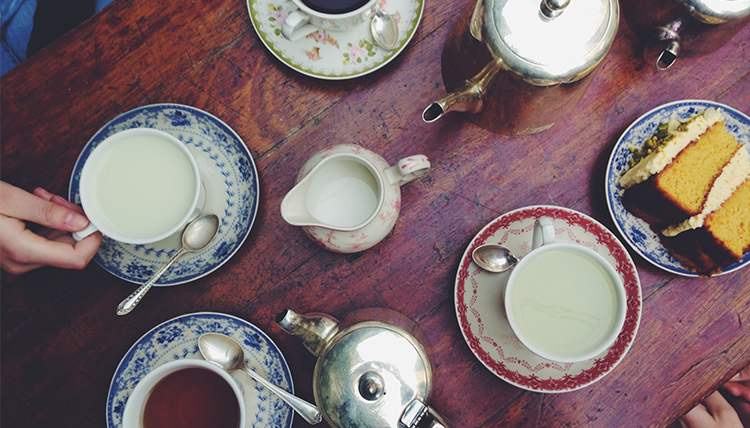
[673,391,743,428]
[0,181,102,275]
[722,366,750,401]
[721,366,750,426]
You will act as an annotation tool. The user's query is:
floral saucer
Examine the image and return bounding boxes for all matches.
[69,104,259,285]
[605,100,750,277]
[246,0,423,79]
[106,312,293,428]
[454,206,642,393]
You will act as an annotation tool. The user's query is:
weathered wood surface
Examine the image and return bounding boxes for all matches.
[1,0,749,426]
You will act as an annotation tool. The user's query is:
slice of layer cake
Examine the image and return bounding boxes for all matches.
[619,107,750,275]
[662,175,750,274]
[620,108,742,226]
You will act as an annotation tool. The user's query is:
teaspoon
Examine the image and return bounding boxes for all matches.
[116,214,220,316]
[471,244,520,273]
[370,4,399,50]
[198,333,323,425]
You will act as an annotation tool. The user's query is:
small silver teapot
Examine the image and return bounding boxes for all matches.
[276,308,451,428]
[423,0,619,135]
[623,0,750,70]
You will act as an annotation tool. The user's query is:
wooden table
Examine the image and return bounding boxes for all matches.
[2,0,749,426]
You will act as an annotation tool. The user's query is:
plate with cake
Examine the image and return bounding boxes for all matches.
[606,100,750,277]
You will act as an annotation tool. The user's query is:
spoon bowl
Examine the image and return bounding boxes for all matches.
[471,244,520,273]
[370,4,399,50]
[198,333,323,425]
[116,214,220,316]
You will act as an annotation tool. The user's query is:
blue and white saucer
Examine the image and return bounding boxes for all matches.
[605,100,750,277]
[69,104,259,285]
[106,312,294,428]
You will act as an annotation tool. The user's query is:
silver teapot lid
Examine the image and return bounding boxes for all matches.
[678,0,750,23]
[482,0,619,84]
[312,321,432,428]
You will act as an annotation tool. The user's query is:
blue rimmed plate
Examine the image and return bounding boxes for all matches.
[605,100,750,277]
[69,104,259,285]
[106,312,294,428]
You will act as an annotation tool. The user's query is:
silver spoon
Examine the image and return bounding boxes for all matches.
[471,244,520,273]
[198,333,323,425]
[371,4,399,50]
[116,214,220,316]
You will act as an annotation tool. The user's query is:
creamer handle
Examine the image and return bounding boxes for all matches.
[385,155,430,185]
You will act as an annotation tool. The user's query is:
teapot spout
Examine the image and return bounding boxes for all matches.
[422,90,484,123]
[422,59,503,123]
[276,309,339,356]
[644,25,682,70]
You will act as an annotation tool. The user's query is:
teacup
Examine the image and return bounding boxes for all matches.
[73,128,203,245]
[122,359,246,428]
[504,217,627,363]
[281,0,379,41]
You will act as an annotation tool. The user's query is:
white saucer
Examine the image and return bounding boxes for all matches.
[455,205,642,393]
[69,104,259,285]
[106,312,293,428]
[246,0,424,79]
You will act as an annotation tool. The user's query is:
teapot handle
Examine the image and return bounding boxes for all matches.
[385,155,431,186]
[400,399,452,428]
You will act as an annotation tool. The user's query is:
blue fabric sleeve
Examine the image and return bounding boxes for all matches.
[1,0,38,75]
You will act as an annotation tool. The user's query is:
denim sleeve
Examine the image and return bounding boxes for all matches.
[1,0,38,75]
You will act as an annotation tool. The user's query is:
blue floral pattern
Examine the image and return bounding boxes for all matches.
[69,104,259,285]
[605,100,750,277]
[106,312,294,428]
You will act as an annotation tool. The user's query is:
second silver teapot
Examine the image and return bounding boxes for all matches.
[623,0,750,70]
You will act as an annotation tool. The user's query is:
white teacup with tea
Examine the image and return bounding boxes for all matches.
[281,0,379,40]
[73,128,203,245]
[504,217,627,363]
[122,359,246,428]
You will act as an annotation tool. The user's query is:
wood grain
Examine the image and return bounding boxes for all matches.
[2,0,750,427]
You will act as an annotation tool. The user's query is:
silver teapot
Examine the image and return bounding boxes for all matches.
[423,0,619,135]
[276,308,451,428]
[623,0,750,70]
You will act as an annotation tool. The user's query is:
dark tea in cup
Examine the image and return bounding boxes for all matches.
[143,367,241,428]
[122,360,245,428]
[301,0,372,14]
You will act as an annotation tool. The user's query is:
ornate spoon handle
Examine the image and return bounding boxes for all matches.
[241,366,323,425]
[116,248,186,316]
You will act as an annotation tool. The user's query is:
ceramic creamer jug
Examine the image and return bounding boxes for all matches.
[280,145,430,253]
[622,0,750,70]
[276,308,451,428]
[423,0,619,135]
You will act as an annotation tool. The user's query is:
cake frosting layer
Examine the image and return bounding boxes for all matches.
[619,107,721,190]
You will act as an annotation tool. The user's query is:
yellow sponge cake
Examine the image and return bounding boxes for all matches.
[620,107,750,275]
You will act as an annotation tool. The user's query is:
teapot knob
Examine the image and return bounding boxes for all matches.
[358,371,385,401]
[541,0,570,18]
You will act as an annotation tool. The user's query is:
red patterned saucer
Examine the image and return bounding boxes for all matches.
[454,205,642,393]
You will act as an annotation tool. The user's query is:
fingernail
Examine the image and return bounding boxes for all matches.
[65,212,89,229]
[35,187,51,198]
